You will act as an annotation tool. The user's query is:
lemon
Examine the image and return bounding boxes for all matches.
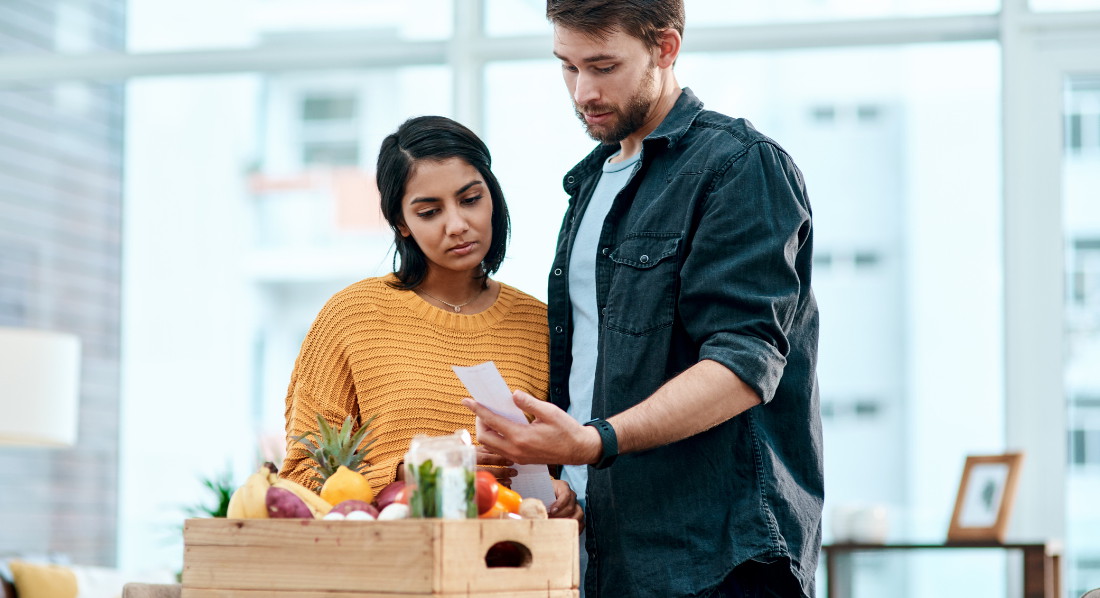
[320,465,375,506]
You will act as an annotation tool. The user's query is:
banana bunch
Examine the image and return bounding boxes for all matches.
[226,463,275,519]
[226,462,333,519]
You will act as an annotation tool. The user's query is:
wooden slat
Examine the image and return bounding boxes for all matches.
[184,518,438,548]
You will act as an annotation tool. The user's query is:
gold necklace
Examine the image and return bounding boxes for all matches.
[417,285,485,313]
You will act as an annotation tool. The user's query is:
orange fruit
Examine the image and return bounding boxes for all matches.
[496,485,522,514]
[479,500,508,519]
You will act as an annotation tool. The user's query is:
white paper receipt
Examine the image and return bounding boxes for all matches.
[452,361,558,506]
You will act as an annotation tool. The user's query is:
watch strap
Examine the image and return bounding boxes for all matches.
[584,418,619,469]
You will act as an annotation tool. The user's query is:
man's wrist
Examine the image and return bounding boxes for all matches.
[580,425,602,465]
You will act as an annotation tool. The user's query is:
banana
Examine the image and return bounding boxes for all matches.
[270,477,333,518]
[226,464,275,519]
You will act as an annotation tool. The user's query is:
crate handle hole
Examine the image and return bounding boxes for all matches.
[484,541,532,568]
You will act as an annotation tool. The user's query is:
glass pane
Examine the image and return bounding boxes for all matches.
[687,0,999,24]
[0,80,123,566]
[1031,0,1100,11]
[0,1,125,55]
[681,44,1003,594]
[1063,73,1100,598]
[484,60,593,298]
[119,66,451,573]
[485,0,550,36]
[486,41,1003,596]
[486,0,999,35]
[128,0,453,52]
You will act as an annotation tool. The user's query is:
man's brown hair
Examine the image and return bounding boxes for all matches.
[546,0,685,48]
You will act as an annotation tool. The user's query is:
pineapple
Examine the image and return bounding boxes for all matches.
[292,413,377,503]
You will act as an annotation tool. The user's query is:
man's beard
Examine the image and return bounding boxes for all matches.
[574,68,656,144]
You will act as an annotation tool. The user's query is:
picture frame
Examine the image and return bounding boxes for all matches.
[947,453,1024,543]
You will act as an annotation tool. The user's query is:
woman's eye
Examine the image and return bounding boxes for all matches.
[461,195,483,205]
[416,209,438,219]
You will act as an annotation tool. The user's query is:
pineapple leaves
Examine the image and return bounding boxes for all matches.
[291,412,378,483]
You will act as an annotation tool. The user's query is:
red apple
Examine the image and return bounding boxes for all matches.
[375,480,407,510]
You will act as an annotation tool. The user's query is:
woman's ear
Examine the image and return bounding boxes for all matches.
[397,223,411,238]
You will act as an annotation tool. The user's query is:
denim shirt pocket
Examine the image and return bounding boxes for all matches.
[605,232,681,336]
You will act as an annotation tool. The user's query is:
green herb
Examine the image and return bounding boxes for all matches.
[410,459,438,518]
[465,469,477,518]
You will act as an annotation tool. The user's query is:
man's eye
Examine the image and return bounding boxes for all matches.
[562,64,578,73]
[597,66,615,74]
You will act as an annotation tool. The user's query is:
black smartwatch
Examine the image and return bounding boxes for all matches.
[584,418,619,470]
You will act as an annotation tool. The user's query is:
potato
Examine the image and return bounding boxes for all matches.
[266,486,313,518]
[331,499,379,518]
[518,497,548,520]
[377,503,409,520]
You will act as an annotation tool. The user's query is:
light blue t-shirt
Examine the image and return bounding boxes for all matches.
[560,150,640,509]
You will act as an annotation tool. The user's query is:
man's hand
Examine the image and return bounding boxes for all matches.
[548,478,584,532]
[462,390,602,466]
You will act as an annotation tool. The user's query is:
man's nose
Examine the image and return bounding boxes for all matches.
[573,73,600,108]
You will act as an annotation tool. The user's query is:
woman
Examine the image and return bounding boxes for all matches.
[280,115,581,522]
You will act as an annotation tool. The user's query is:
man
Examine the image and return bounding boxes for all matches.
[463,1,822,596]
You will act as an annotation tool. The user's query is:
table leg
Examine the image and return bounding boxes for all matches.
[1022,546,1061,598]
[826,551,853,598]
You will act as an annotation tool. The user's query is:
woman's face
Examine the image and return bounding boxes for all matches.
[397,157,494,277]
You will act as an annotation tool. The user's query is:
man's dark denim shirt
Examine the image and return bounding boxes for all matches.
[547,88,823,598]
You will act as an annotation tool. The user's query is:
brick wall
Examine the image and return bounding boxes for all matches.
[0,0,125,567]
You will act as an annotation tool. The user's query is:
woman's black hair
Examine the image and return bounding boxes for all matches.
[376,115,510,290]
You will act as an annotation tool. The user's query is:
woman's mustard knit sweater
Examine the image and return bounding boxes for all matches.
[280,274,550,495]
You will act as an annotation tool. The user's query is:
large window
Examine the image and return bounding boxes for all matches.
[119,66,450,569]
[2,1,1097,595]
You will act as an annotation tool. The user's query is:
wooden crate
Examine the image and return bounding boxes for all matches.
[182,518,579,598]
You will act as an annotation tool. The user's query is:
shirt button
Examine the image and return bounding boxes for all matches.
[553,386,561,395]
[555,325,564,333]
[601,307,607,316]
[601,247,610,256]
[639,254,650,264]
[566,175,575,184]
[554,268,563,276]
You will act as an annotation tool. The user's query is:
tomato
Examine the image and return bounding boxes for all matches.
[475,470,499,515]
[496,485,522,514]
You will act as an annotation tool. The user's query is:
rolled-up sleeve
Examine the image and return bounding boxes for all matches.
[678,140,812,404]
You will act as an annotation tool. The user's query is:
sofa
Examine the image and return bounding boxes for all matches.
[0,557,177,598]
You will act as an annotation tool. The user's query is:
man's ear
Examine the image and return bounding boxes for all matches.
[655,28,681,69]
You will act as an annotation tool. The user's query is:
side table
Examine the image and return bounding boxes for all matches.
[822,541,1062,598]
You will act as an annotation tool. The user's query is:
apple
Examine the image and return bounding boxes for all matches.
[375,480,407,510]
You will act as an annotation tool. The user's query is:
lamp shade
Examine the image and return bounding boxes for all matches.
[0,327,81,447]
